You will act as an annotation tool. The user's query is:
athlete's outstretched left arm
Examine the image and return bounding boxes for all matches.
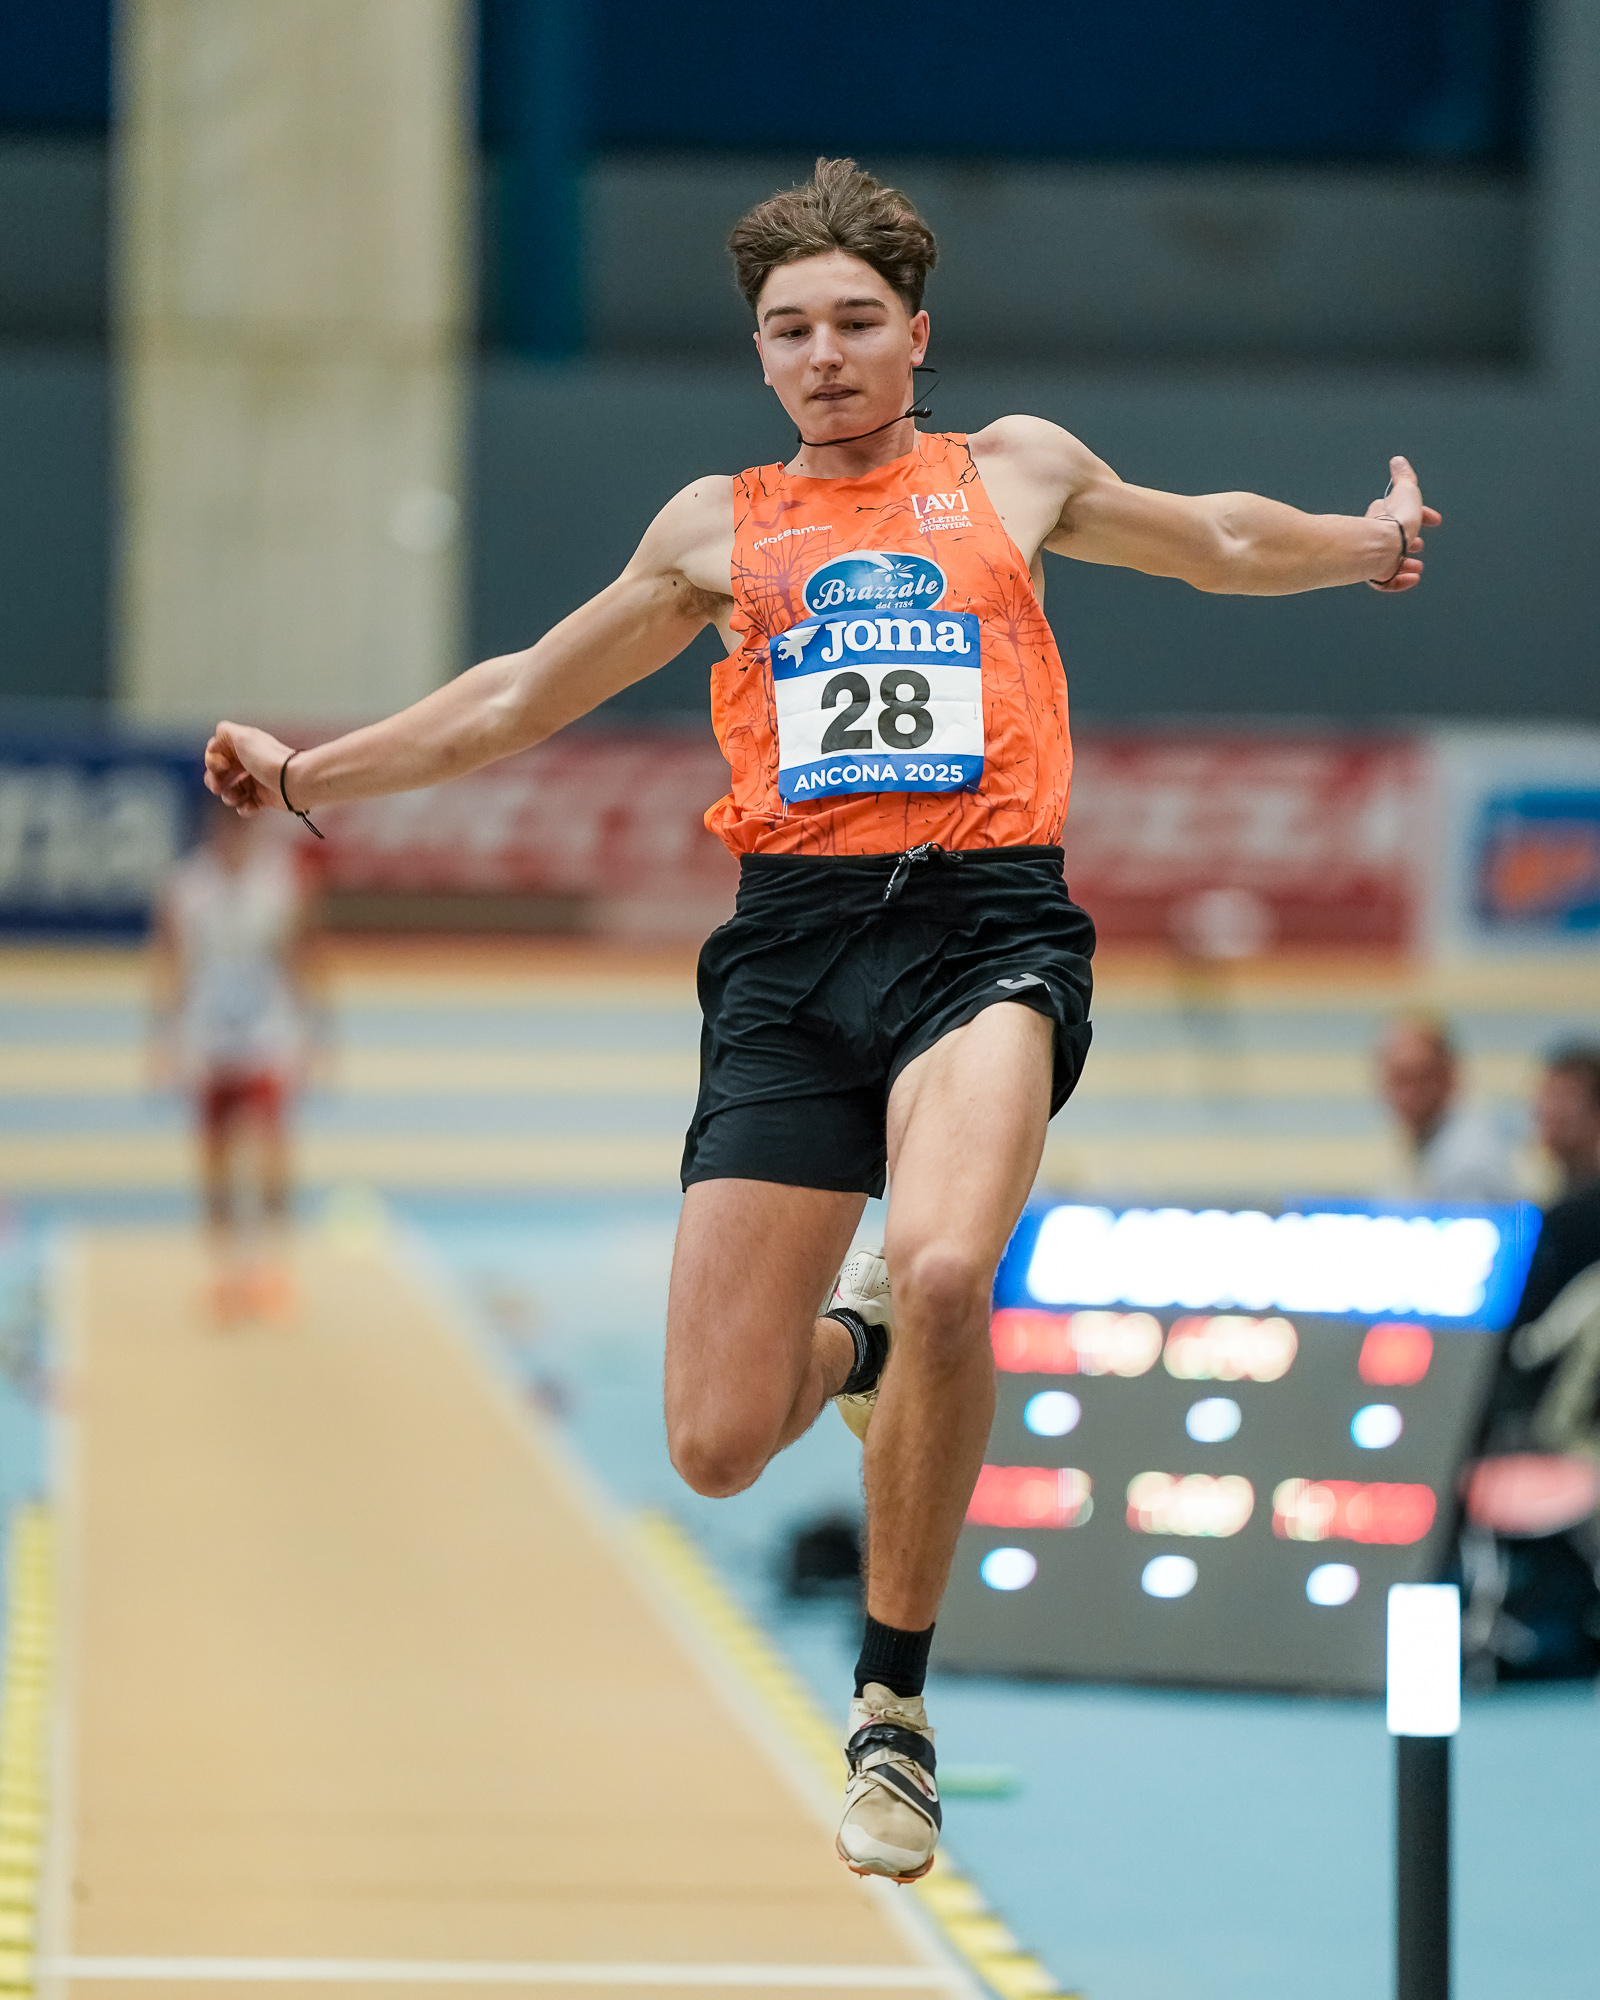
[203,478,733,819]
[982,417,1439,596]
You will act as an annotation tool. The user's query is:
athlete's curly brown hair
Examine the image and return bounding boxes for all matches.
[728,157,938,318]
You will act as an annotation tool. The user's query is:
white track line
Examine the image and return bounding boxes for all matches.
[46,1962,965,1989]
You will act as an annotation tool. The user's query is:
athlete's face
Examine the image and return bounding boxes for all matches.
[753,251,929,444]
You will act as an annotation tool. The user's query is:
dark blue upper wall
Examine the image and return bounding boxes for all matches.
[1,0,1532,161]
[481,0,1530,165]
[0,0,110,130]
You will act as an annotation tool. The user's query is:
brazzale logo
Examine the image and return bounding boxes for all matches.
[801,550,947,617]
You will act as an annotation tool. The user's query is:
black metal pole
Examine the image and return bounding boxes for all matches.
[1395,1734,1450,2000]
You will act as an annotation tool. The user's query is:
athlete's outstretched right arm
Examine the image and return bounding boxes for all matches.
[204,478,734,818]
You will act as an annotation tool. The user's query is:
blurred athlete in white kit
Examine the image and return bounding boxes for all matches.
[152,800,323,1325]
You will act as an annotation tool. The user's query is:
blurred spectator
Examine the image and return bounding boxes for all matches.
[151,801,323,1325]
[1376,1012,1518,1202]
[1513,1045,1600,1320]
[1459,1045,1600,1683]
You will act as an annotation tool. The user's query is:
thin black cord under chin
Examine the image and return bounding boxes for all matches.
[795,365,939,450]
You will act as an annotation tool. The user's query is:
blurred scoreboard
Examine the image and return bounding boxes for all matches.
[935,1200,1541,1694]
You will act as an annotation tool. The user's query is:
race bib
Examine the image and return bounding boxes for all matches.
[770,612,984,801]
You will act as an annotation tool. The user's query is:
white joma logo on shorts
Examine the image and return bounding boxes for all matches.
[996,974,1045,990]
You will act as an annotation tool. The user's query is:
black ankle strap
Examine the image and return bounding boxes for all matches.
[828,1307,887,1396]
[847,1721,936,1776]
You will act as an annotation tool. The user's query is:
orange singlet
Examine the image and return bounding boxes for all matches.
[706,430,1072,858]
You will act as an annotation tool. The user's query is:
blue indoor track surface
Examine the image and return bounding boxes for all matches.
[412,1194,1600,2000]
[0,1219,49,1650]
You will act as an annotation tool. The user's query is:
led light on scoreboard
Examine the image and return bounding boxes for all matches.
[1185,1396,1242,1443]
[1125,1471,1255,1537]
[992,1308,1297,1382]
[991,1308,1162,1377]
[1024,1390,1081,1437]
[1359,1323,1433,1385]
[1272,1478,1436,1545]
[1351,1403,1404,1450]
[1141,1555,1199,1599]
[979,1547,1038,1592]
[968,1464,1093,1530]
[1307,1563,1361,1607]
[1163,1314,1297,1382]
[939,1198,1538,1692]
[1020,1203,1517,1323]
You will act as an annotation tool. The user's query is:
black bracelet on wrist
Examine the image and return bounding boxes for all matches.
[279,751,326,840]
[1369,515,1409,585]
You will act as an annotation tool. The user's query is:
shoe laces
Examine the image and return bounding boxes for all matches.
[855,1690,930,1736]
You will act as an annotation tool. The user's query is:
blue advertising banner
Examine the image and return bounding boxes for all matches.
[1432,728,1600,954]
[0,733,205,936]
[1474,788,1600,935]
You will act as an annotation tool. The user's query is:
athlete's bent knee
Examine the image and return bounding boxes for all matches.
[668,1420,770,1500]
[893,1241,993,1364]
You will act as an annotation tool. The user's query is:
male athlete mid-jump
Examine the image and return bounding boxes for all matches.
[206,158,1438,1883]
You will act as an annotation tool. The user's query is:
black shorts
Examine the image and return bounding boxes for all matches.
[680,844,1095,1199]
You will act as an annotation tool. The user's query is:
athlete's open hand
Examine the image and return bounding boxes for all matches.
[1365,455,1441,593]
[204,721,296,816]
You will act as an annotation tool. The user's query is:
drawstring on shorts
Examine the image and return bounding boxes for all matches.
[883,843,962,904]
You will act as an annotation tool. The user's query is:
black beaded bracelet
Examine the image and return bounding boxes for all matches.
[279,751,325,840]
[1370,515,1409,585]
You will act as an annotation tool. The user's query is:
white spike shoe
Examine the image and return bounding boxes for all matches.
[827,1247,893,1443]
[836,1683,941,1882]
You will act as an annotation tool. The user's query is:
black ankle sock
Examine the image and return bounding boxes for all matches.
[827,1307,888,1396]
[854,1615,935,1698]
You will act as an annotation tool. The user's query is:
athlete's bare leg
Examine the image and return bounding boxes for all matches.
[867,1003,1053,1628]
[664,1003,1051,1587]
[201,1111,245,1326]
[253,1105,291,1224]
[665,1179,865,1496]
[202,1127,234,1231]
[245,1100,297,1321]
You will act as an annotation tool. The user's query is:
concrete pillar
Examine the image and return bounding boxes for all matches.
[114,1,469,726]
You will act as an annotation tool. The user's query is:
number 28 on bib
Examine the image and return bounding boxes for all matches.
[770,611,984,801]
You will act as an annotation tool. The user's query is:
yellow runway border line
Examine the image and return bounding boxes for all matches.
[0,1506,55,1999]
[631,1516,1078,2000]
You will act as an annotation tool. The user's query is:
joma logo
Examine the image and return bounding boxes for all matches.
[912,491,970,521]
